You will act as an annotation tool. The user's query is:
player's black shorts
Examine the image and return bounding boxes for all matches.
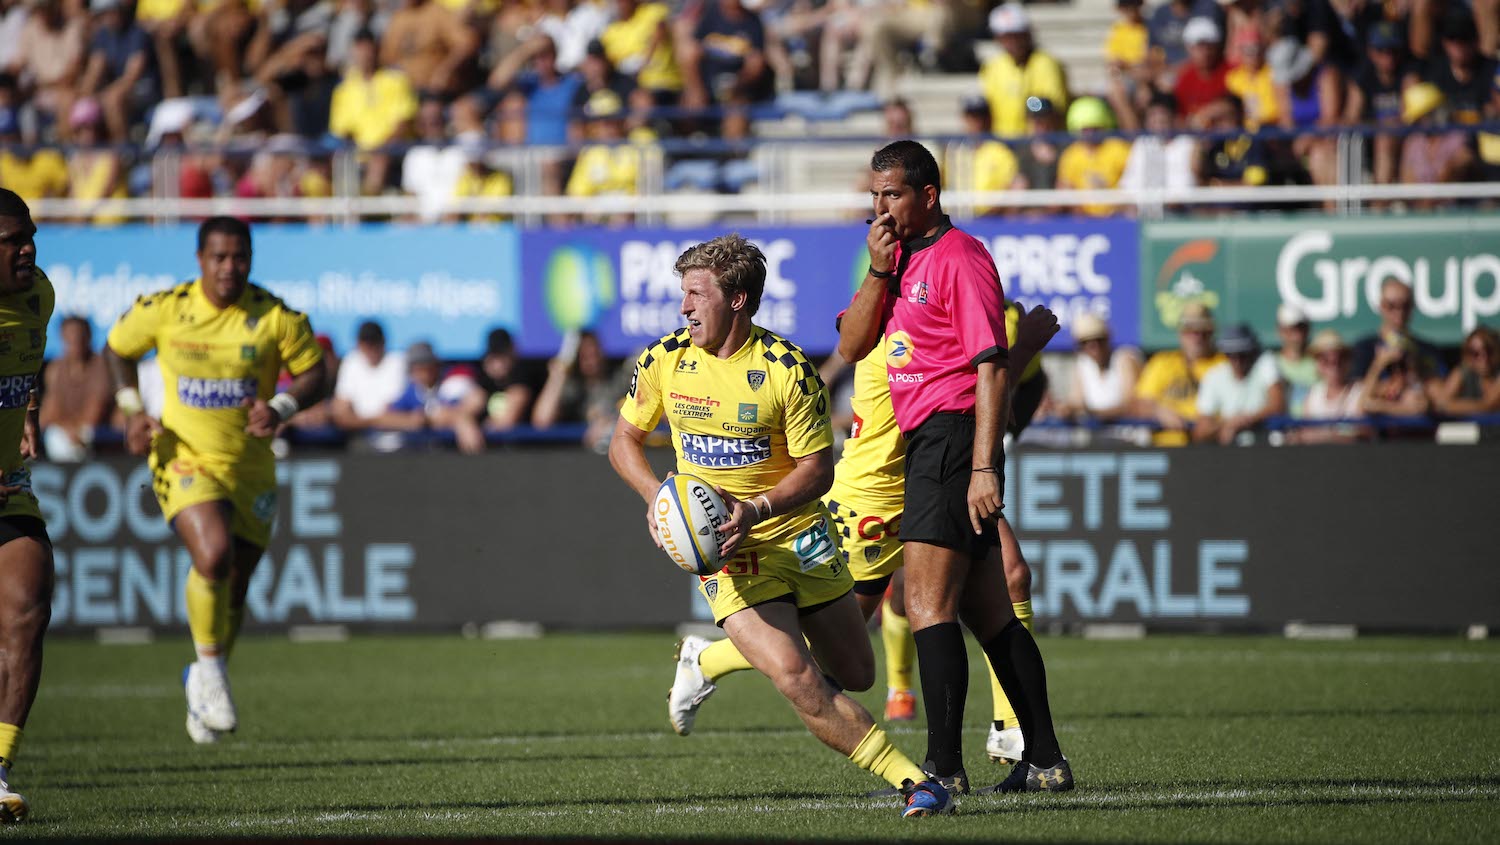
[0,515,50,549]
[1009,371,1049,436]
[901,412,1001,560]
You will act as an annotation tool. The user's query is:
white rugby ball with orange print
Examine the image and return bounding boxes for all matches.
[653,474,729,576]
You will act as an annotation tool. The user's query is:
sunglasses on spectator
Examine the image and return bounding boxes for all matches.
[1315,352,1344,364]
[1381,299,1413,312]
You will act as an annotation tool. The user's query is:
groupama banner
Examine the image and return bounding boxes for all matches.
[1140,215,1500,348]
[34,217,1139,361]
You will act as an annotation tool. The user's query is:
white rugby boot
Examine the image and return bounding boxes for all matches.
[986,724,1025,765]
[667,636,717,736]
[186,660,238,733]
[0,777,28,823]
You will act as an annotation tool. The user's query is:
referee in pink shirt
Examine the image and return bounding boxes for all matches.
[839,140,1073,795]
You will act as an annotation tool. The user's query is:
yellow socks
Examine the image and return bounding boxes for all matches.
[186,569,230,659]
[990,600,1036,727]
[0,723,19,772]
[697,637,754,682]
[222,605,245,660]
[880,598,915,691]
[849,725,926,788]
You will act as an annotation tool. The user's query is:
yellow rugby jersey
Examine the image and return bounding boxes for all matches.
[1006,301,1044,383]
[107,279,323,463]
[621,326,833,545]
[0,270,53,519]
[832,333,903,503]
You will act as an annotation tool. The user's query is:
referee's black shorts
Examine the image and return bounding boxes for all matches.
[901,412,1001,560]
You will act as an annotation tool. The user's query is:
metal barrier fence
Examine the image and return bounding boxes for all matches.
[24,122,1500,225]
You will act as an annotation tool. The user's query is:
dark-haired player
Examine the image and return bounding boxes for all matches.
[104,217,330,744]
[0,189,56,822]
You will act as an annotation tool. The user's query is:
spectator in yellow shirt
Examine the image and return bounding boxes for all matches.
[65,98,127,225]
[1132,302,1227,446]
[951,95,1019,216]
[1105,0,1150,131]
[449,146,515,225]
[565,89,646,224]
[0,109,67,203]
[1224,35,1277,129]
[1057,96,1130,217]
[600,0,682,97]
[979,3,1069,137]
[329,30,418,195]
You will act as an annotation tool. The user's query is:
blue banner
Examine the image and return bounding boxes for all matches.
[38,225,522,359]
[518,218,1139,359]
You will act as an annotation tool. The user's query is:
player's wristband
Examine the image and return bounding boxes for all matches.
[972,467,999,474]
[868,265,895,279]
[267,392,300,422]
[753,494,773,521]
[115,387,144,417]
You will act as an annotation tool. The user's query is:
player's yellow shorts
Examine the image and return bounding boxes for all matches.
[0,466,43,522]
[149,432,277,548]
[824,492,903,584]
[697,508,854,625]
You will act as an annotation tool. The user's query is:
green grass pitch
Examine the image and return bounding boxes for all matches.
[14,632,1500,841]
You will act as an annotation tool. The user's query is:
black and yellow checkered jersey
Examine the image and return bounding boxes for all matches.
[0,269,52,519]
[107,278,323,464]
[621,325,834,546]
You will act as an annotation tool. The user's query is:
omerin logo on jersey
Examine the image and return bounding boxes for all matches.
[0,374,36,409]
[679,433,772,469]
[177,376,259,409]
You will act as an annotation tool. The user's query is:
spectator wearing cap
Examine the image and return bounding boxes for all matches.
[1224,30,1277,129]
[65,98,127,225]
[1253,305,1318,412]
[1173,16,1229,121]
[1057,97,1130,217]
[0,105,67,202]
[381,0,478,96]
[1013,95,1062,196]
[1291,328,1368,444]
[599,0,683,101]
[1344,21,1411,189]
[1147,0,1222,79]
[476,327,533,431]
[1132,302,1227,446]
[1430,327,1500,418]
[1194,323,1285,445]
[978,3,1070,137]
[79,0,160,144]
[565,89,649,224]
[329,30,418,195]
[384,341,489,454]
[10,0,86,142]
[331,320,411,435]
[1350,276,1446,386]
[1397,83,1476,204]
[1118,91,1197,200]
[1059,312,1142,422]
[1269,37,1342,196]
[952,95,1019,216]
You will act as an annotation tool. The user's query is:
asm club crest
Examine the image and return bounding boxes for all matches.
[746,370,766,391]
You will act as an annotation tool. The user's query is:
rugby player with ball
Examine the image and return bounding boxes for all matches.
[608,234,954,818]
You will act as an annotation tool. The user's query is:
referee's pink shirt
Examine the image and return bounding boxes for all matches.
[881,220,1010,434]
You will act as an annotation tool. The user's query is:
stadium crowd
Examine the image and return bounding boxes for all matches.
[36,286,1500,457]
[0,0,1493,218]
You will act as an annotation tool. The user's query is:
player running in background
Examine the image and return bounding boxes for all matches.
[674,300,1058,775]
[608,234,953,818]
[841,140,1071,795]
[0,190,57,822]
[105,217,329,744]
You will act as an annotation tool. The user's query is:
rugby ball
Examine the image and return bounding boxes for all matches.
[653,474,730,576]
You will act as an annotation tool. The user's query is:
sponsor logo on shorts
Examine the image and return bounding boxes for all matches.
[704,580,719,600]
[679,433,773,468]
[253,491,277,523]
[887,331,914,370]
[737,403,758,423]
[3,468,32,493]
[864,545,881,563]
[0,374,36,409]
[177,376,259,409]
[180,476,194,490]
[746,370,766,391]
